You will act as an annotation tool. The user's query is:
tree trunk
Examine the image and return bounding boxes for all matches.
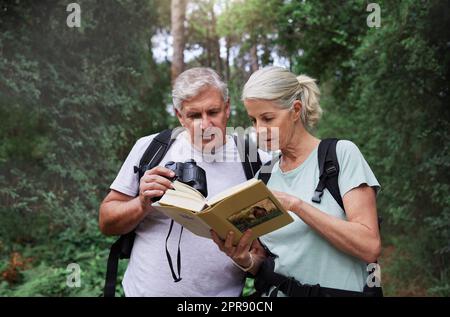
[250,42,259,73]
[206,25,212,67]
[210,8,222,75]
[225,35,230,82]
[224,0,230,81]
[171,0,187,85]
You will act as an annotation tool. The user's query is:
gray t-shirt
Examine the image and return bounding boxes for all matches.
[258,140,381,294]
[110,131,269,296]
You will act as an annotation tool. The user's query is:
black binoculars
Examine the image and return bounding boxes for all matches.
[164,159,208,198]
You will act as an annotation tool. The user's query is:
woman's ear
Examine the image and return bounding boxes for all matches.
[291,100,302,122]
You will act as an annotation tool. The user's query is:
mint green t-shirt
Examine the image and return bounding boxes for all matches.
[258,140,380,295]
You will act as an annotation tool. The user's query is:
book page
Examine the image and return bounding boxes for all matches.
[152,203,212,238]
[158,188,206,212]
[206,178,259,206]
[171,180,205,201]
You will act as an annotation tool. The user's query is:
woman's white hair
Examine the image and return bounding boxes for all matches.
[172,67,228,111]
[242,66,322,129]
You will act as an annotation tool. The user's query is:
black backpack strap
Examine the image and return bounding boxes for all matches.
[313,139,382,228]
[313,139,383,226]
[103,235,128,297]
[104,128,181,297]
[257,154,281,185]
[312,138,344,211]
[256,257,379,297]
[254,250,382,297]
[233,133,262,180]
[134,128,179,180]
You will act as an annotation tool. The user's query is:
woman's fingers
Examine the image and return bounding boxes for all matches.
[235,229,253,254]
[224,231,235,255]
[211,230,236,255]
[210,230,225,252]
[210,230,253,266]
[271,190,296,211]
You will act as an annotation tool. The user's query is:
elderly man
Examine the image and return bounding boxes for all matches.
[99,67,266,296]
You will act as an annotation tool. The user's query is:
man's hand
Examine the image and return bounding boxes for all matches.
[139,166,175,212]
[99,166,177,236]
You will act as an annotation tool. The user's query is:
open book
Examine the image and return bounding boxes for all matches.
[152,179,294,244]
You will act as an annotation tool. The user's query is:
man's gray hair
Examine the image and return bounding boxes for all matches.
[172,67,229,111]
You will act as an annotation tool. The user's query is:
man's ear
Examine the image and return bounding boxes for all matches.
[291,100,302,122]
[175,107,185,127]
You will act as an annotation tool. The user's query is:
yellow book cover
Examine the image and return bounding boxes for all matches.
[151,179,294,244]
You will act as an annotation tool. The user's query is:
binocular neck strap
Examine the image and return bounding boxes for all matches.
[165,219,183,283]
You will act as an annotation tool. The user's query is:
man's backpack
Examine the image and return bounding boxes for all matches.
[103,128,262,297]
[256,138,383,297]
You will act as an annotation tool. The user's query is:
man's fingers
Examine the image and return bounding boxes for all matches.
[142,190,164,199]
[142,174,174,189]
[145,166,175,179]
[140,182,168,193]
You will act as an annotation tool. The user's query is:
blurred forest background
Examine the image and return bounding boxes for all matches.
[0,0,448,296]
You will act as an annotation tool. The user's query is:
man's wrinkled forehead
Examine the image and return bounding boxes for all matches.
[179,86,225,112]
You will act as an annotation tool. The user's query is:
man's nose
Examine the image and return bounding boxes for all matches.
[200,114,213,130]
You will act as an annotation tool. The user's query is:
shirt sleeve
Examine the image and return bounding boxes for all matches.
[110,134,156,197]
[336,140,381,198]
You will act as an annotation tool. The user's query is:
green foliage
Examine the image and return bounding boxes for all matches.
[345,2,449,294]
[0,0,168,296]
[3,263,69,297]
[242,277,256,297]
[227,77,252,128]
[1,0,448,297]
[217,0,282,70]
[0,221,128,296]
[280,0,450,295]
[217,0,281,39]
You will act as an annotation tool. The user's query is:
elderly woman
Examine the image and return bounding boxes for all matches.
[211,66,382,297]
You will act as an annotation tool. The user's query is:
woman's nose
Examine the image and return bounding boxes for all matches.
[255,122,266,134]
